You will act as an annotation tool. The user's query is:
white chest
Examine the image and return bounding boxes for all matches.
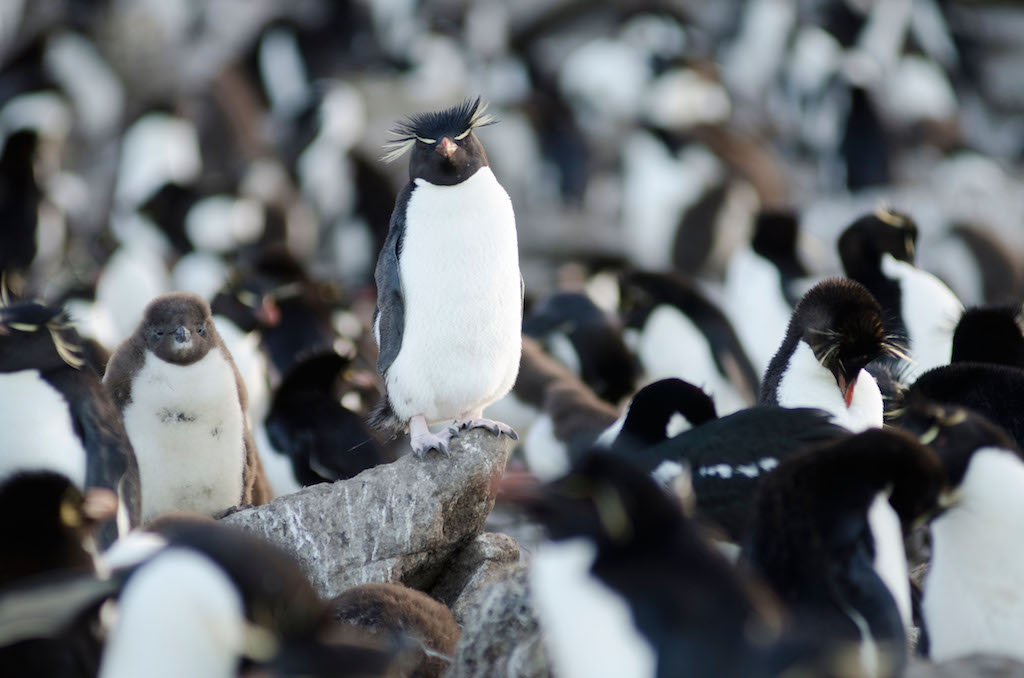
[776,342,882,431]
[0,370,88,487]
[121,350,245,522]
[530,538,657,678]
[385,167,523,422]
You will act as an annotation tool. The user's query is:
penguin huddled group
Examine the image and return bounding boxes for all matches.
[3,1,1024,678]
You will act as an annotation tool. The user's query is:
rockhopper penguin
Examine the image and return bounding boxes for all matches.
[370,98,523,457]
[104,293,271,523]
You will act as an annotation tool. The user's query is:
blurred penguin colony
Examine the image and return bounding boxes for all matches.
[4,1,1024,677]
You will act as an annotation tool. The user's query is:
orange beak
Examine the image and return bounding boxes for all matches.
[836,373,857,408]
[436,137,457,160]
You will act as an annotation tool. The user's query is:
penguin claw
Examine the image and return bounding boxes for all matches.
[410,428,457,459]
[454,418,518,441]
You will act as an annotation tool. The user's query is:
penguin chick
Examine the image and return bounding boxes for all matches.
[0,300,139,546]
[104,293,271,523]
[760,277,892,431]
[838,209,964,384]
[329,582,460,678]
[741,428,945,678]
[369,98,522,457]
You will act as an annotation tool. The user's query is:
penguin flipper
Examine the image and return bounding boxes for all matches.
[374,184,411,375]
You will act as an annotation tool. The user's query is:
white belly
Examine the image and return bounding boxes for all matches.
[0,370,88,487]
[385,167,522,423]
[121,350,245,523]
[776,342,882,432]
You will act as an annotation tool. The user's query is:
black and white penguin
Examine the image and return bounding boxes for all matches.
[892,401,1024,663]
[741,428,945,678]
[509,452,855,678]
[369,98,522,457]
[609,404,849,541]
[838,209,964,384]
[103,293,271,523]
[760,278,889,431]
[99,519,404,678]
[523,291,639,405]
[723,210,813,375]
[0,299,139,545]
[949,303,1024,367]
[619,270,760,415]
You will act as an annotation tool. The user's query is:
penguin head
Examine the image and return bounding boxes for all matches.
[950,303,1024,368]
[838,208,918,279]
[609,378,717,453]
[139,292,218,365]
[0,300,87,373]
[893,395,1021,496]
[789,278,890,407]
[382,97,496,186]
[751,210,807,278]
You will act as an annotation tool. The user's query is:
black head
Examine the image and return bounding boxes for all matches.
[382,97,495,186]
[613,378,717,453]
[838,208,919,280]
[892,395,1021,489]
[617,270,703,330]
[138,293,219,365]
[751,209,807,279]
[522,291,607,336]
[951,303,1024,368]
[0,128,39,183]
[0,472,98,587]
[0,300,88,373]
[789,278,892,404]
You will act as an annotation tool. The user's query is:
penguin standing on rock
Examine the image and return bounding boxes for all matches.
[104,293,271,523]
[370,98,523,457]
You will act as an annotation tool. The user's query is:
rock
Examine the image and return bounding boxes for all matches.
[222,429,513,598]
[446,565,549,678]
[906,655,1024,677]
[430,532,520,625]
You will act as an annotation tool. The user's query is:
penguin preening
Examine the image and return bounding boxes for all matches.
[0,299,139,546]
[369,98,523,457]
[760,277,890,432]
[104,293,271,523]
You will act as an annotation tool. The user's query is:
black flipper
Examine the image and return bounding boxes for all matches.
[374,183,412,375]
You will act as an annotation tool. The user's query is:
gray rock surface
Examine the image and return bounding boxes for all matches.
[446,565,549,678]
[431,532,520,625]
[222,429,513,598]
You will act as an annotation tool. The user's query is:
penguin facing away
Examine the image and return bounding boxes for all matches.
[104,293,271,523]
[370,98,523,457]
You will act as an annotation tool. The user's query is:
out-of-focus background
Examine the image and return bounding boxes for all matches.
[2,0,1024,348]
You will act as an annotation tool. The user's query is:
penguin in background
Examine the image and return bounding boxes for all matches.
[760,278,892,432]
[949,302,1024,368]
[723,210,814,375]
[619,270,760,415]
[0,298,139,546]
[104,293,271,523]
[369,98,523,457]
[523,290,640,405]
[838,208,964,385]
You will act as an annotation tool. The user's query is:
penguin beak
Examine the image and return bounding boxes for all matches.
[174,326,191,344]
[255,298,280,327]
[436,137,457,160]
[836,372,857,408]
